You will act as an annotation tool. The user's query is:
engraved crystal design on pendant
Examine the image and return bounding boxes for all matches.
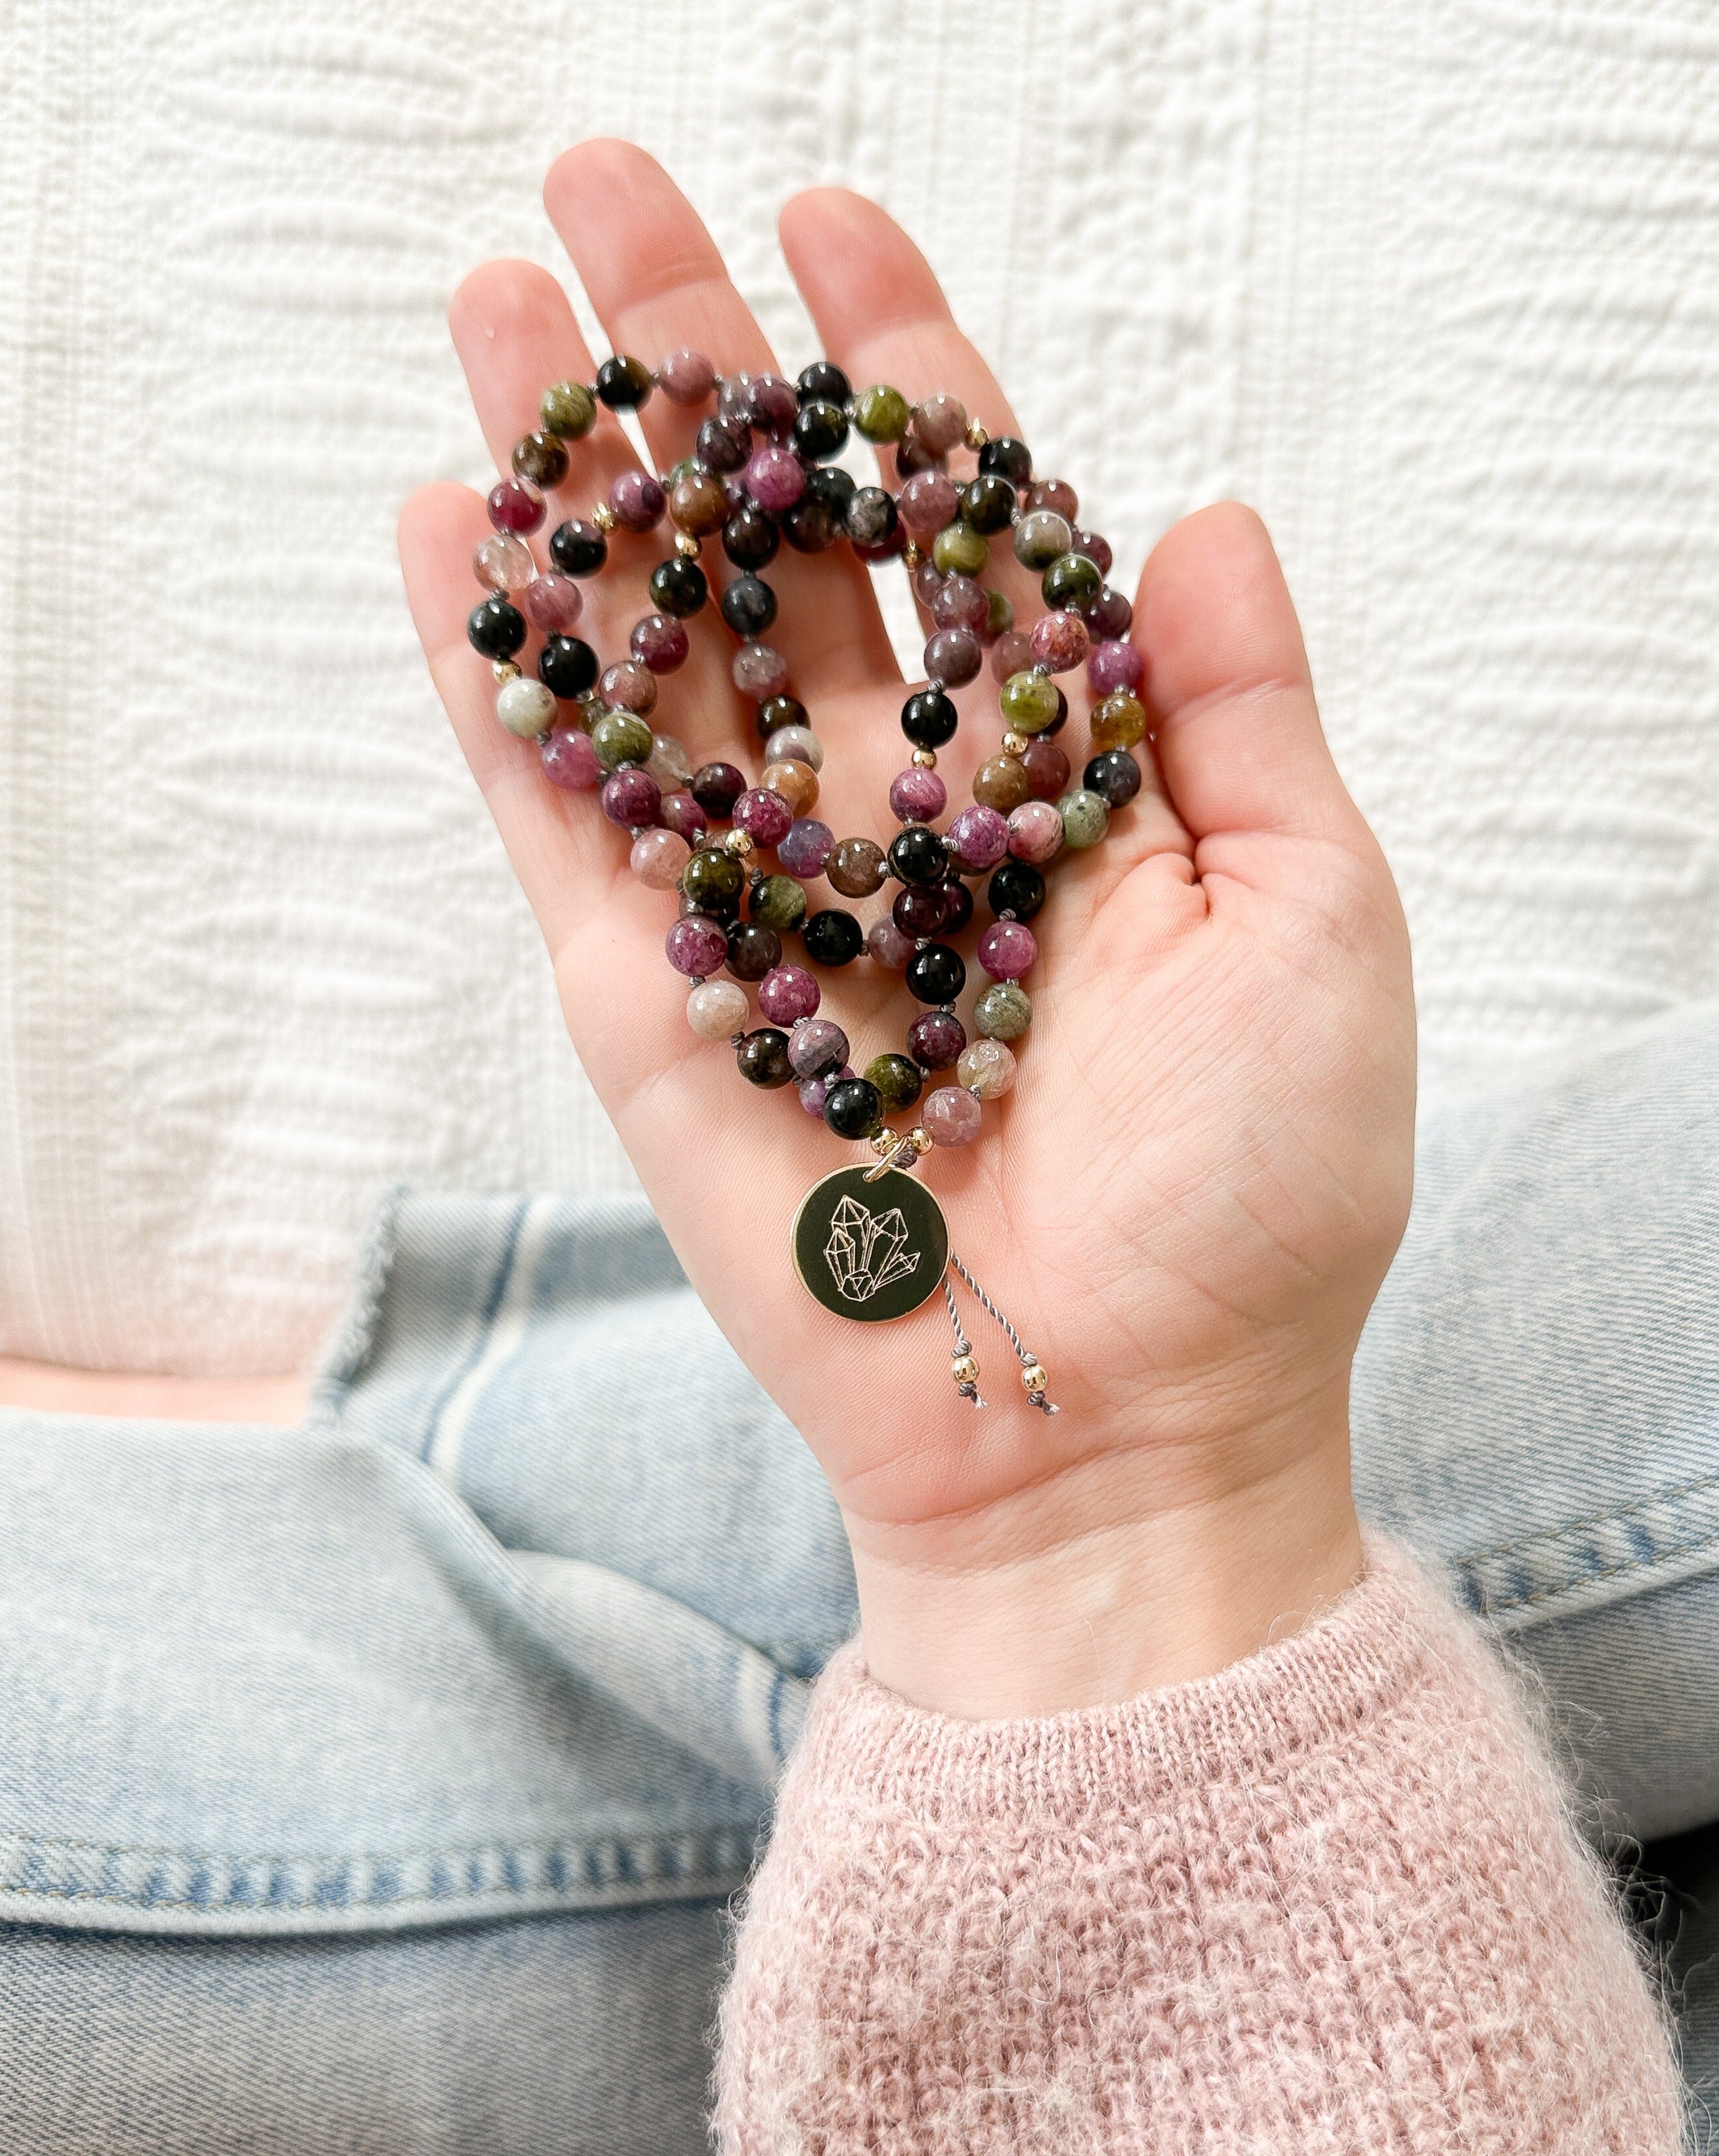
[823,1193,923,1303]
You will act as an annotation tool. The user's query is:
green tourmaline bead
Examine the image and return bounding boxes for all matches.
[750,874,808,932]
[681,847,746,912]
[986,589,1015,637]
[853,383,911,443]
[999,670,1062,735]
[865,1053,924,1111]
[1089,690,1148,751]
[931,522,989,577]
[974,981,1032,1041]
[1057,788,1111,849]
[1042,550,1102,610]
[541,380,596,439]
[590,709,654,772]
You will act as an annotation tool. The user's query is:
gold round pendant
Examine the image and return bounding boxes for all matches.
[791,1166,949,1322]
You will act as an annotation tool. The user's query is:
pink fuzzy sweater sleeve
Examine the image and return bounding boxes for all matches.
[714,1543,1681,2153]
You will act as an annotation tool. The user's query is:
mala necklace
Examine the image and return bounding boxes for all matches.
[465,350,1149,1412]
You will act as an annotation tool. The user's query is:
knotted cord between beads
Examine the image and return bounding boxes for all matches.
[943,1277,985,1408]
[946,1250,1059,1414]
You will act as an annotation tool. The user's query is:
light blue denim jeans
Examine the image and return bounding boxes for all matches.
[2,998,1716,2153]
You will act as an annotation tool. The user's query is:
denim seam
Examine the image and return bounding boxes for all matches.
[1458,1523,1719,1619]
[415,1193,533,1463]
[1458,1460,1719,1571]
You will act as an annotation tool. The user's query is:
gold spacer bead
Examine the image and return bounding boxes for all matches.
[901,539,922,570]
[870,1130,897,1157]
[910,748,938,769]
[952,1352,979,1385]
[1021,1362,1049,1394]
[1000,732,1029,757]
[909,1128,931,1155]
[592,502,617,532]
[722,828,755,859]
[674,532,702,559]
[491,660,521,684]
[965,417,990,451]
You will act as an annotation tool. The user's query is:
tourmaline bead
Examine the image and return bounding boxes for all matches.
[797,359,851,405]
[681,845,745,912]
[899,469,960,539]
[798,1067,853,1116]
[475,532,534,592]
[788,1015,848,1079]
[853,383,911,442]
[907,1009,966,1070]
[467,595,525,660]
[923,1086,982,1147]
[736,1028,794,1088]
[960,473,1016,535]
[912,559,945,608]
[974,981,1032,1041]
[1090,690,1148,751]
[1042,550,1103,611]
[669,469,729,538]
[948,804,1010,872]
[744,443,805,513]
[659,347,716,406]
[659,791,708,845]
[761,759,818,818]
[978,435,1032,484]
[893,885,946,939]
[602,768,661,828]
[610,471,667,533]
[631,828,690,888]
[496,677,556,738]
[750,874,809,932]
[1024,478,1078,520]
[757,963,819,1025]
[721,575,778,639]
[646,734,694,790]
[824,1076,884,1139]
[756,694,807,744]
[732,642,790,700]
[1072,528,1114,578]
[889,826,950,888]
[827,837,885,898]
[893,436,942,479]
[599,660,657,716]
[989,629,1034,683]
[866,1053,923,1111]
[979,920,1037,981]
[1085,748,1143,806]
[867,916,915,969]
[632,614,690,674]
[931,524,988,578]
[513,431,569,490]
[1087,585,1134,641]
[906,942,965,1004]
[846,486,899,549]
[765,724,823,771]
[687,977,748,1040]
[931,573,988,633]
[734,788,793,845]
[488,477,543,534]
[697,414,751,473]
[987,859,1046,921]
[802,909,865,965]
[596,355,653,408]
[923,626,981,688]
[793,399,849,461]
[521,573,584,633]
[540,725,601,791]
[550,518,608,576]
[901,689,958,750]
[1014,509,1072,570]
[958,1038,1018,1100]
[784,469,853,553]
[541,380,596,438]
[591,710,654,771]
[1031,610,1091,673]
[1008,801,1063,864]
[722,503,780,570]
[1088,639,1146,696]
[983,591,1015,643]
[690,763,746,818]
[726,921,783,981]
[666,916,729,978]
[1058,788,1110,849]
[778,818,834,878]
[717,375,755,426]
[889,767,947,824]
[744,375,798,435]
[1000,671,1063,735]
[972,755,1031,813]
[1022,738,1072,801]
[911,393,968,455]
[538,635,599,700]
[940,878,974,934]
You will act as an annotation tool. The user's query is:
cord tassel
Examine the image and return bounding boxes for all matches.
[941,1250,1059,1414]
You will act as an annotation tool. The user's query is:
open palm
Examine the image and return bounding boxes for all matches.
[399,142,1415,1645]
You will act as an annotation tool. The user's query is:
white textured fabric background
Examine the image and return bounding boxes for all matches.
[1,0,1715,1375]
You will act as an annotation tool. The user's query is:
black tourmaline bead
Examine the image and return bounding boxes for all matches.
[721,503,780,570]
[978,434,1032,485]
[960,473,1017,535]
[467,595,526,660]
[755,692,808,744]
[1085,749,1143,807]
[906,942,966,1005]
[690,763,747,819]
[595,354,653,408]
[1042,550,1104,612]
[549,518,608,577]
[537,635,598,699]
[783,466,855,554]
[888,826,950,889]
[736,1028,794,1088]
[987,859,1046,921]
[792,398,849,461]
[726,921,783,981]
[721,574,778,639]
[823,1076,883,1139]
[901,690,958,751]
[797,360,852,406]
[892,886,946,939]
[939,877,974,935]
[892,435,944,481]
[649,557,708,619]
[846,486,900,549]
[802,908,866,966]
[681,846,746,915]
[696,414,750,473]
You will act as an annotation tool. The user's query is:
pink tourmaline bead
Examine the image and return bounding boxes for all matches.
[631,828,690,889]
[1008,800,1064,864]
[540,727,601,791]
[797,1065,855,1116]
[978,920,1038,981]
[1088,585,1134,640]
[520,573,584,633]
[989,629,1034,683]
[948,805,1011,872]
[610,471,666,532]
[1021,739,1071,802]
[931,574,988,633]
[757,965,820,1025]
[889,768,947,824]
[666,916,729,978]
[745,443,806,513]
[1072,528,1114,577]
[734,788,793,845]
[1088,639,1146,695]
[912,559,944,608]
[899,469,960,539]
[631,614,690,674]
[1024,478,1078,521]
[906,1009,966,1070]
[788,1017,849,1079]
[866,916,916,969]
[687,979,749,1040]
[602,769,661,828]
[475,532,534,591]
[924,626,981,688]
[658,347,716,406]
[910,393,968,455]
[488,477,543,534]
[1030,609,1091,674]
[746,374,799,434]
[659,791,708,844]
[923,1086,983,1147]
[778,818,834,877]
[601,660,658,715]
[732,641,790,699]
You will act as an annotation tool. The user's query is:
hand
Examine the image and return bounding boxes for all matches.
[399,141,1416,1716]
